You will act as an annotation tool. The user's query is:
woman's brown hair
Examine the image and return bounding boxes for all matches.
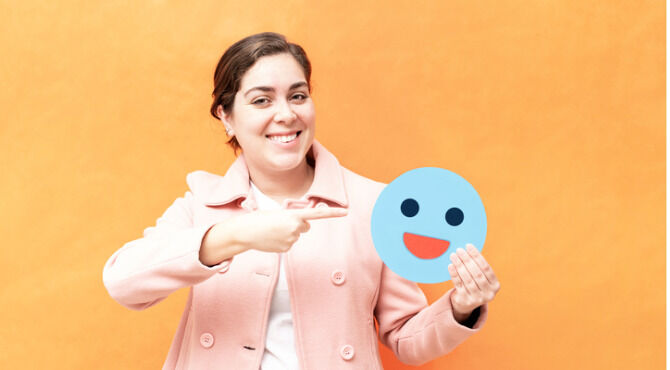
[210,32,312,153]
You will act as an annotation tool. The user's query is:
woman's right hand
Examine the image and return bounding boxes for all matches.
[199,206,347,266]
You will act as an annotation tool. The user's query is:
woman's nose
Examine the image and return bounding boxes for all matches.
[273,99,297,123]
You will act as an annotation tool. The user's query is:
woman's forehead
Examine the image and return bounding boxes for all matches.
[239,54,307,90]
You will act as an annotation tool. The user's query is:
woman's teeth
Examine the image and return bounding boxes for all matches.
[267,133,298,143]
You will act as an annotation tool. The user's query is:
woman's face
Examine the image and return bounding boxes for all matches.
[221,53,315,175]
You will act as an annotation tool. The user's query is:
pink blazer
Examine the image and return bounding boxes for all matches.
[103,140,487,369]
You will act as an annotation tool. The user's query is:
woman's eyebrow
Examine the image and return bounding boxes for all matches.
[289,81,308,90]
[244,82,308,97]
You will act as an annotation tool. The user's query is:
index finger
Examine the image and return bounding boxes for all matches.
[289,207,348,220]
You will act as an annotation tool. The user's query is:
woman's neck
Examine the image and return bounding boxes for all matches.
[247,159,315,205]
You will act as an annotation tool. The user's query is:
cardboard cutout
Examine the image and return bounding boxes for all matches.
[371,167,487,283]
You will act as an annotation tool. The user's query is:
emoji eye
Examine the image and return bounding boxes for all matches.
[400,198,419,217]
[445,207,464,226]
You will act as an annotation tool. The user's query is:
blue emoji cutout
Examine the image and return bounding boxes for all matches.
[371,167,487,283]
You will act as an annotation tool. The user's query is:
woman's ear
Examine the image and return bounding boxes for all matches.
[216,105,234,136]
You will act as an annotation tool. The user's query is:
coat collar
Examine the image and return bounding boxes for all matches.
[187,140,349,208]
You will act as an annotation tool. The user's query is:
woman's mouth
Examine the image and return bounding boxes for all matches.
[266,130,301,144]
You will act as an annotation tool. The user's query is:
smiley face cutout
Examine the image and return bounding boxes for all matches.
[371,167,487,283]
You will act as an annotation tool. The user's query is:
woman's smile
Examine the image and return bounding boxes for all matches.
[266,130,302,146]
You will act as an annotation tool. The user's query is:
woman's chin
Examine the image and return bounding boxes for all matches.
[265,143,312,170]
[266,157,308,173]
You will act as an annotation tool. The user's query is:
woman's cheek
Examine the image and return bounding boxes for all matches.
[299,108,316,125]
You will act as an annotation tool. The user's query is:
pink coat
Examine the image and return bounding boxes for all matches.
[103,140,487,369]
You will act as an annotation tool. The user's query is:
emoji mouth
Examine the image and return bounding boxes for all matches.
[403,232,450,259]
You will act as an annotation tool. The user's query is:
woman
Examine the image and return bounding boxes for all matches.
[103,32,500,369]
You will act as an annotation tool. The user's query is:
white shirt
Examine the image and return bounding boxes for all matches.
[250,182,299,370]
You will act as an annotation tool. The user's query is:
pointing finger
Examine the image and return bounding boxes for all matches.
[290,207,348,220]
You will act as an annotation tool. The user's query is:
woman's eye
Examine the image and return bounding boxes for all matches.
[252,98,270,105]
[291,93,307,101]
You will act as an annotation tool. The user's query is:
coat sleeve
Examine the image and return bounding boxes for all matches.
[102,191,232,311]
[374,264,488,366]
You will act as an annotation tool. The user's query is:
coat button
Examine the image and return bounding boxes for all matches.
[200,332,214,348]
[340,344,354,360]
[331,270,345,285]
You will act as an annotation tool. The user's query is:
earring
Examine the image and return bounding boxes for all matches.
[225,127,233,136]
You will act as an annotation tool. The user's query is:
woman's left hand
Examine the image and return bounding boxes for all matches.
[447,244,501,323]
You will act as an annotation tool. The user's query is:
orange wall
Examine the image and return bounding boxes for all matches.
[0,1,664,369]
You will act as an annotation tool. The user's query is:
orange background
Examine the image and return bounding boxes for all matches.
[0,1,664,369]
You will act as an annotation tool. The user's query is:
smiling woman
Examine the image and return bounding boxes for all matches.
[102,32,498,370]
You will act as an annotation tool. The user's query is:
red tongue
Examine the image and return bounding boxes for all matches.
[403,232,450,259]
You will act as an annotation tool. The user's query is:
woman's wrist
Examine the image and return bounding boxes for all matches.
[199,221,248,267]
[452,307,474,324]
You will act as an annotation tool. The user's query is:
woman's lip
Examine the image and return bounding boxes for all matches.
[266,130,301,137]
